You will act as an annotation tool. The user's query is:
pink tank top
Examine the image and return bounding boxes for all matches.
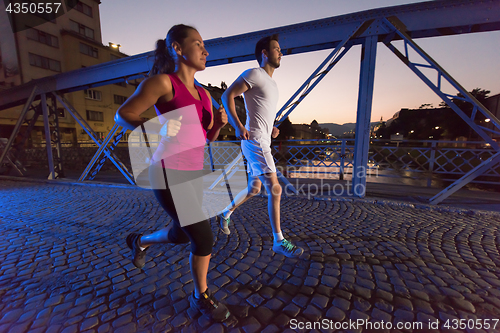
[152,74,212,170]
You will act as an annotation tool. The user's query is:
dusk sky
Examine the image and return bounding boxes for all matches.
[100,0,500,125]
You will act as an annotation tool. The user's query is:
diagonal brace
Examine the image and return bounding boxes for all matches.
[54,93,135,184]
[430,151,500,205]
[275,20,373,125]
[382,16,500,151]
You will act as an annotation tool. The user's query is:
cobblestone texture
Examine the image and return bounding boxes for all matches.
[0,180,499,332]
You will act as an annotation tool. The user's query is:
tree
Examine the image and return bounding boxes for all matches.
[276,117,295,140]
[439,88,490,139]
[376,88,491,141]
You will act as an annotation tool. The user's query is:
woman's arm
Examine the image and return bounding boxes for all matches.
[204,89,228,143]
[114,75,172,132]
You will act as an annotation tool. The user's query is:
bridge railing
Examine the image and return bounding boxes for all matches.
[207,139,500,187]
[14,138,499,187]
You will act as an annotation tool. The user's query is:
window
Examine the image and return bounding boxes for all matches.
[114,95,127,105]
[95,132,105,139]
[29,53,61,72]
[86,110,103,121]
[58,108,65,118]
[84,89,101,100]
[70,20,94,39]
[26,28,59,48]
[75,1,93,17]
[79,43,98,58]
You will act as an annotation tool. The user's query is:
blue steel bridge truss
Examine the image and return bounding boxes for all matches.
[0,0,499,204]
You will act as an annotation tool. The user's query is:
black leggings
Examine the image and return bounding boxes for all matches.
[149,163,213,256]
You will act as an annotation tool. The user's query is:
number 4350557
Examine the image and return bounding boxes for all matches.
[444,318,499,330]
[6,2,62,14]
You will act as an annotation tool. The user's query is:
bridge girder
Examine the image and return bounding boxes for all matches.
[1,0,499,110]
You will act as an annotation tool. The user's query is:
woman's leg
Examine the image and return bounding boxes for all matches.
[190,253,210,297]
[139,187,189,248]
[149,169,214,297]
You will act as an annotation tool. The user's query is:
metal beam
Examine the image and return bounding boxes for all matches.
[79,124,122,181]
[41,93,55,180]
[382,17,500,151]
[352,35,378,198]
[2,0,500,110]
[0,86,37,167]
[54,93,135,184]
[381,16,500,203]
[430,152,500,204]
[275,19,368,124]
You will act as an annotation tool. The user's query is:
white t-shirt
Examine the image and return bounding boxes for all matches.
[240,67,279,144]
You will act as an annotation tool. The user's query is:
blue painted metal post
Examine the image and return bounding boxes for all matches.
[0,87,37,168]
[352,35,377,198]
[41,93,55,180]
[339,139,346,180]
[427,141,437,188]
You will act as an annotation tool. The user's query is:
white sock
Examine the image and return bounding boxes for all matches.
[223,209,233,219]
[273,232,284,243]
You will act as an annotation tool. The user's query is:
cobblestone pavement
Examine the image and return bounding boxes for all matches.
[0,180,499,333]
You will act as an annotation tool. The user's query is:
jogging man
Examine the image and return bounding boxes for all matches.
[218,34,303,258]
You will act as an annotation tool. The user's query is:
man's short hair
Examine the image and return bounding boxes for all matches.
[255,34,279,65]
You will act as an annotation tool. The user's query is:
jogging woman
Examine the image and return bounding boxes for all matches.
[115,24,230,322]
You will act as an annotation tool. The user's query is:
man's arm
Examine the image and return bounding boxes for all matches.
[221,76,250,139]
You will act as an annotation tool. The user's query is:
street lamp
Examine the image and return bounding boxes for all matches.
[109,42,121,51]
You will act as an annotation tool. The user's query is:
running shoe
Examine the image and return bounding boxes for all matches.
[216,213,231,235]
[189,289,231,322]
[126,233,147,268]
[273,239,304,258]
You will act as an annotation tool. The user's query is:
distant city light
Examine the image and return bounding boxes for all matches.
[485,119,491,122]
[410,130,414,133]
[435,126,440,129]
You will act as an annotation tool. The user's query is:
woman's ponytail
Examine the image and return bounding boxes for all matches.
[151,38,175,75]
[150,24,197,76]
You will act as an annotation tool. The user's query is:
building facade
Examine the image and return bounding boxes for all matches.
[0,0,150,146]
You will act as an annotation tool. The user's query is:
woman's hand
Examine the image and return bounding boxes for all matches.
[213,105,228,129]
[160,115,182,137]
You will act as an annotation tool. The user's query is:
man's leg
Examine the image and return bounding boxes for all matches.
[259,172,304,258]
[218,176,261,234]
[258,172,281,234]
[225,176,261,214]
